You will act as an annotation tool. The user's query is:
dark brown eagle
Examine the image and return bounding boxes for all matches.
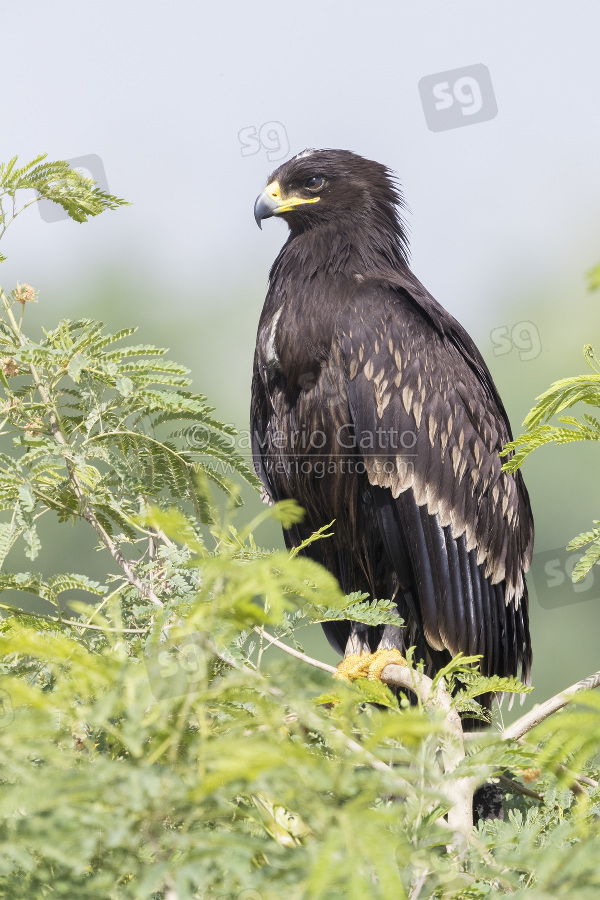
[251,149,533,693]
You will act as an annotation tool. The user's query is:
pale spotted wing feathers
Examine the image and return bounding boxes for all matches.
[341,278,532,681]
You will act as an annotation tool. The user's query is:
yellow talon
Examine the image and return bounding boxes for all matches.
[365,648,407,681]
[334,648,407,682]
[334,653,372,681]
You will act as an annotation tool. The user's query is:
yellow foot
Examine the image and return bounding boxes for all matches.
[334,653,372,682]
[334,648,408,682]
[365,648,408,681]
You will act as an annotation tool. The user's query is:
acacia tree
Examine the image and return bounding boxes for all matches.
[0,156,599,900]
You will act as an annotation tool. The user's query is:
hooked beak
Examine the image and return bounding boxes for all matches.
[254,180,320,229]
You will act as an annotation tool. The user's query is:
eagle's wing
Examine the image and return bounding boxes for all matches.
[339,276,533,681]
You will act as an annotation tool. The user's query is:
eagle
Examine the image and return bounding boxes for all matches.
[251,149,532,696]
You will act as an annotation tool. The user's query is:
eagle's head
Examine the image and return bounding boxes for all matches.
[254,149,408,256]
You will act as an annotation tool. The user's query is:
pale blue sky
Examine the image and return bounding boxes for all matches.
[2,0,600,319]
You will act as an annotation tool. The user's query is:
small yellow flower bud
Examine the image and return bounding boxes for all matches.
[1,356,19,377]
[14,283,38,304]
[520,767,541,784]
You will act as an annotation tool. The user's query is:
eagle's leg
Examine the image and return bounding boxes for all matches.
[377,622,404,652]
[335,623,407,682]
[345,622,371,657]
[335,623,371,680]
[366,622,408,680]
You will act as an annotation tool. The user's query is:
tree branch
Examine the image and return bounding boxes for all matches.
[0,603,148,634]
[252,632,600,840]
[515,738,595,797]
[253,626,337,674]
[502,669,600,742]
[380,663,475,840]
[498,774,543,802]
[256,632,474,840]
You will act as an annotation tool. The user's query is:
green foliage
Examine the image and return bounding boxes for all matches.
[502,341,600,583]
[0,154,128,261]
[0,158,599,898]
[312,592,403,627]
[0,305,259,568]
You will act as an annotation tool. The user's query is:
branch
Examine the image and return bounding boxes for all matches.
[498,774,543,802]
[0,603,148,634]
[253,626,336,674]
[515,738,595,797]
[380,663,475,840]
[254,633,411,774]
[256,633,600,809]
[256,632,474,840]
[502,669,600,742]
[233,635,402,781]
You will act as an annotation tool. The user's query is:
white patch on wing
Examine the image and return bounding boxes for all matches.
[264,308,282,368]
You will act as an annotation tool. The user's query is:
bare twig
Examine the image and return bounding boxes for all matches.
[514,739,592,798]
[555,769,588,797]
[502,669,600,742]
[571,772,598,789]
[223,636,397,779]
[0,603,148,634]
[342,732,393,773]
[254,626,337,674]
[409,868,429,900]
[498,774,543,801]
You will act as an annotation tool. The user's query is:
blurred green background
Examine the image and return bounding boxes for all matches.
[2,0,600,723]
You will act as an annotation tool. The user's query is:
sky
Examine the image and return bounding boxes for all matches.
[2,0,600,699]
[3,2,600,308]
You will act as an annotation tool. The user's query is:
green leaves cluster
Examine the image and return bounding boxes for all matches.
[1,534,599,899]
[0,306,258,565]
[0,154,128,261]
[502,342,600,582]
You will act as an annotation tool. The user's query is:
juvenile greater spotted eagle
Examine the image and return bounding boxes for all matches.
[251,149,532,691]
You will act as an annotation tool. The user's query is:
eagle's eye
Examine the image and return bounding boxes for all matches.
[304,176,324,191]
